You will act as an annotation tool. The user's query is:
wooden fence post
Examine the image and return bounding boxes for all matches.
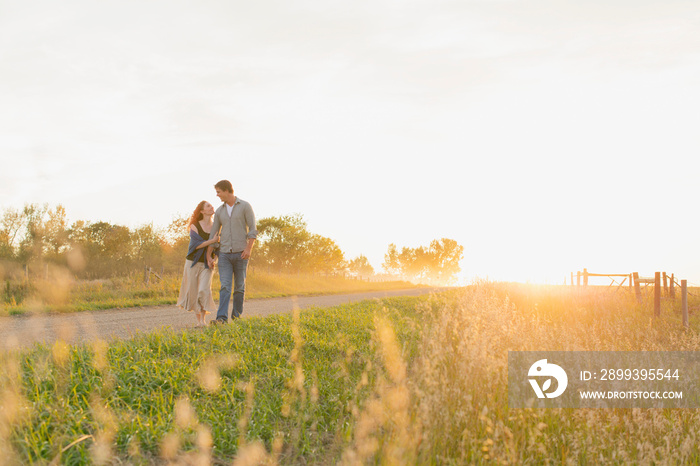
[670,274,675,299]
[663,272,668,296]
[629,274,633,291]
[681,280,688,328]
[583,268,588,286]
[144,266,150,285]
[571,272,574,287]
[577,271,581,286]
[633,272,642,303]
[654,272,661,317]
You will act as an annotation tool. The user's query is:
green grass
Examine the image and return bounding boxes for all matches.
[2,284,699,464]
[0,296,422,464]
[0,270,418,316]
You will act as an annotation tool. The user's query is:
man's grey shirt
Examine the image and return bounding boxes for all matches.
[211,198,257,253]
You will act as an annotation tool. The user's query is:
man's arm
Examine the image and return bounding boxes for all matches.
[193,225,220,250]
[206,244,215,268]
[241,203,257,260]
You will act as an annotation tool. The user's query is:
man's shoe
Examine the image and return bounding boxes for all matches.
[210,318,227,326]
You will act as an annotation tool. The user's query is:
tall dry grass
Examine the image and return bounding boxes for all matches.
[360,284,700,464]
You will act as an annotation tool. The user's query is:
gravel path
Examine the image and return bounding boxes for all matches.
[0,288,442,350]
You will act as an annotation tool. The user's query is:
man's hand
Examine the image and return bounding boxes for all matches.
[242,238,255,260]
[206,243,216,268]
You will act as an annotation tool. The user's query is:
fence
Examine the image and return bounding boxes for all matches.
[143,266,164,285]
[572,269,691,328]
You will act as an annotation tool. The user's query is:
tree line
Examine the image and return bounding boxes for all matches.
[382,239,464,284]
[0,204,463,283]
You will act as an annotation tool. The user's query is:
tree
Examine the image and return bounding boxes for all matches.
[44,205,69,261]
[69,221,133,277]
[17,203,49,264]
[382,238,464,284]
[427,238,464,283]
[305,234,345,274]
[162,215,190,273]
[163,215,189,247]
[348,255,375,276]
[0,230,12,261]
[398,245,424,279]
[132,224,163,268]
[12,204,69,265]
[382,244,400,275]
[255,214,346,274]
[255,214,311,272]
[0,207,24,260]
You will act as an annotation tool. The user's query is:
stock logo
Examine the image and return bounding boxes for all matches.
[528,359,568,398]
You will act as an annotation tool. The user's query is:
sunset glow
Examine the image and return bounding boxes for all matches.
[1,0,699,284]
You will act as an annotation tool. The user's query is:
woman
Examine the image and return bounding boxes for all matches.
[177,201,220,326]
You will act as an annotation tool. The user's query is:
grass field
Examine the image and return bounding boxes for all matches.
[0,270,416,316]
[1,283,699,464]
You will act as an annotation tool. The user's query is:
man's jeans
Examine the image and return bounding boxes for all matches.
[216,252,249,321]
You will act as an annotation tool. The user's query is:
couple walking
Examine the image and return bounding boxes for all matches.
[176,180,257,326]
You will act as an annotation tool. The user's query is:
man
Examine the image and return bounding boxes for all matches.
[207,180,257,323]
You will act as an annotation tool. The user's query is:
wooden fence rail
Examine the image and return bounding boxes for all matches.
[143,266,163,285]
[572,269,691,328]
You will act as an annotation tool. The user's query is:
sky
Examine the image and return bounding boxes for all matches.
[1,0,699,285]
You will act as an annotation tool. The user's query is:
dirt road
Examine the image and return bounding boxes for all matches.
[0,288,442,350]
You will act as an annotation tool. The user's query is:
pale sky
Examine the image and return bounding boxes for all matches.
[1,0,699,285]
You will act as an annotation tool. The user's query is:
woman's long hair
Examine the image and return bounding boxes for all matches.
[188,201,207,228]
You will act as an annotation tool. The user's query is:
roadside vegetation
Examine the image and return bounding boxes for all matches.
[0,270,416,316]
[1,284,699,464]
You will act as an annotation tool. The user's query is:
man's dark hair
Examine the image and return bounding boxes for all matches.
[214,180,233,193]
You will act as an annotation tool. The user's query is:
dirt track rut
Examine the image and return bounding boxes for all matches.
[0,288,442,350]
